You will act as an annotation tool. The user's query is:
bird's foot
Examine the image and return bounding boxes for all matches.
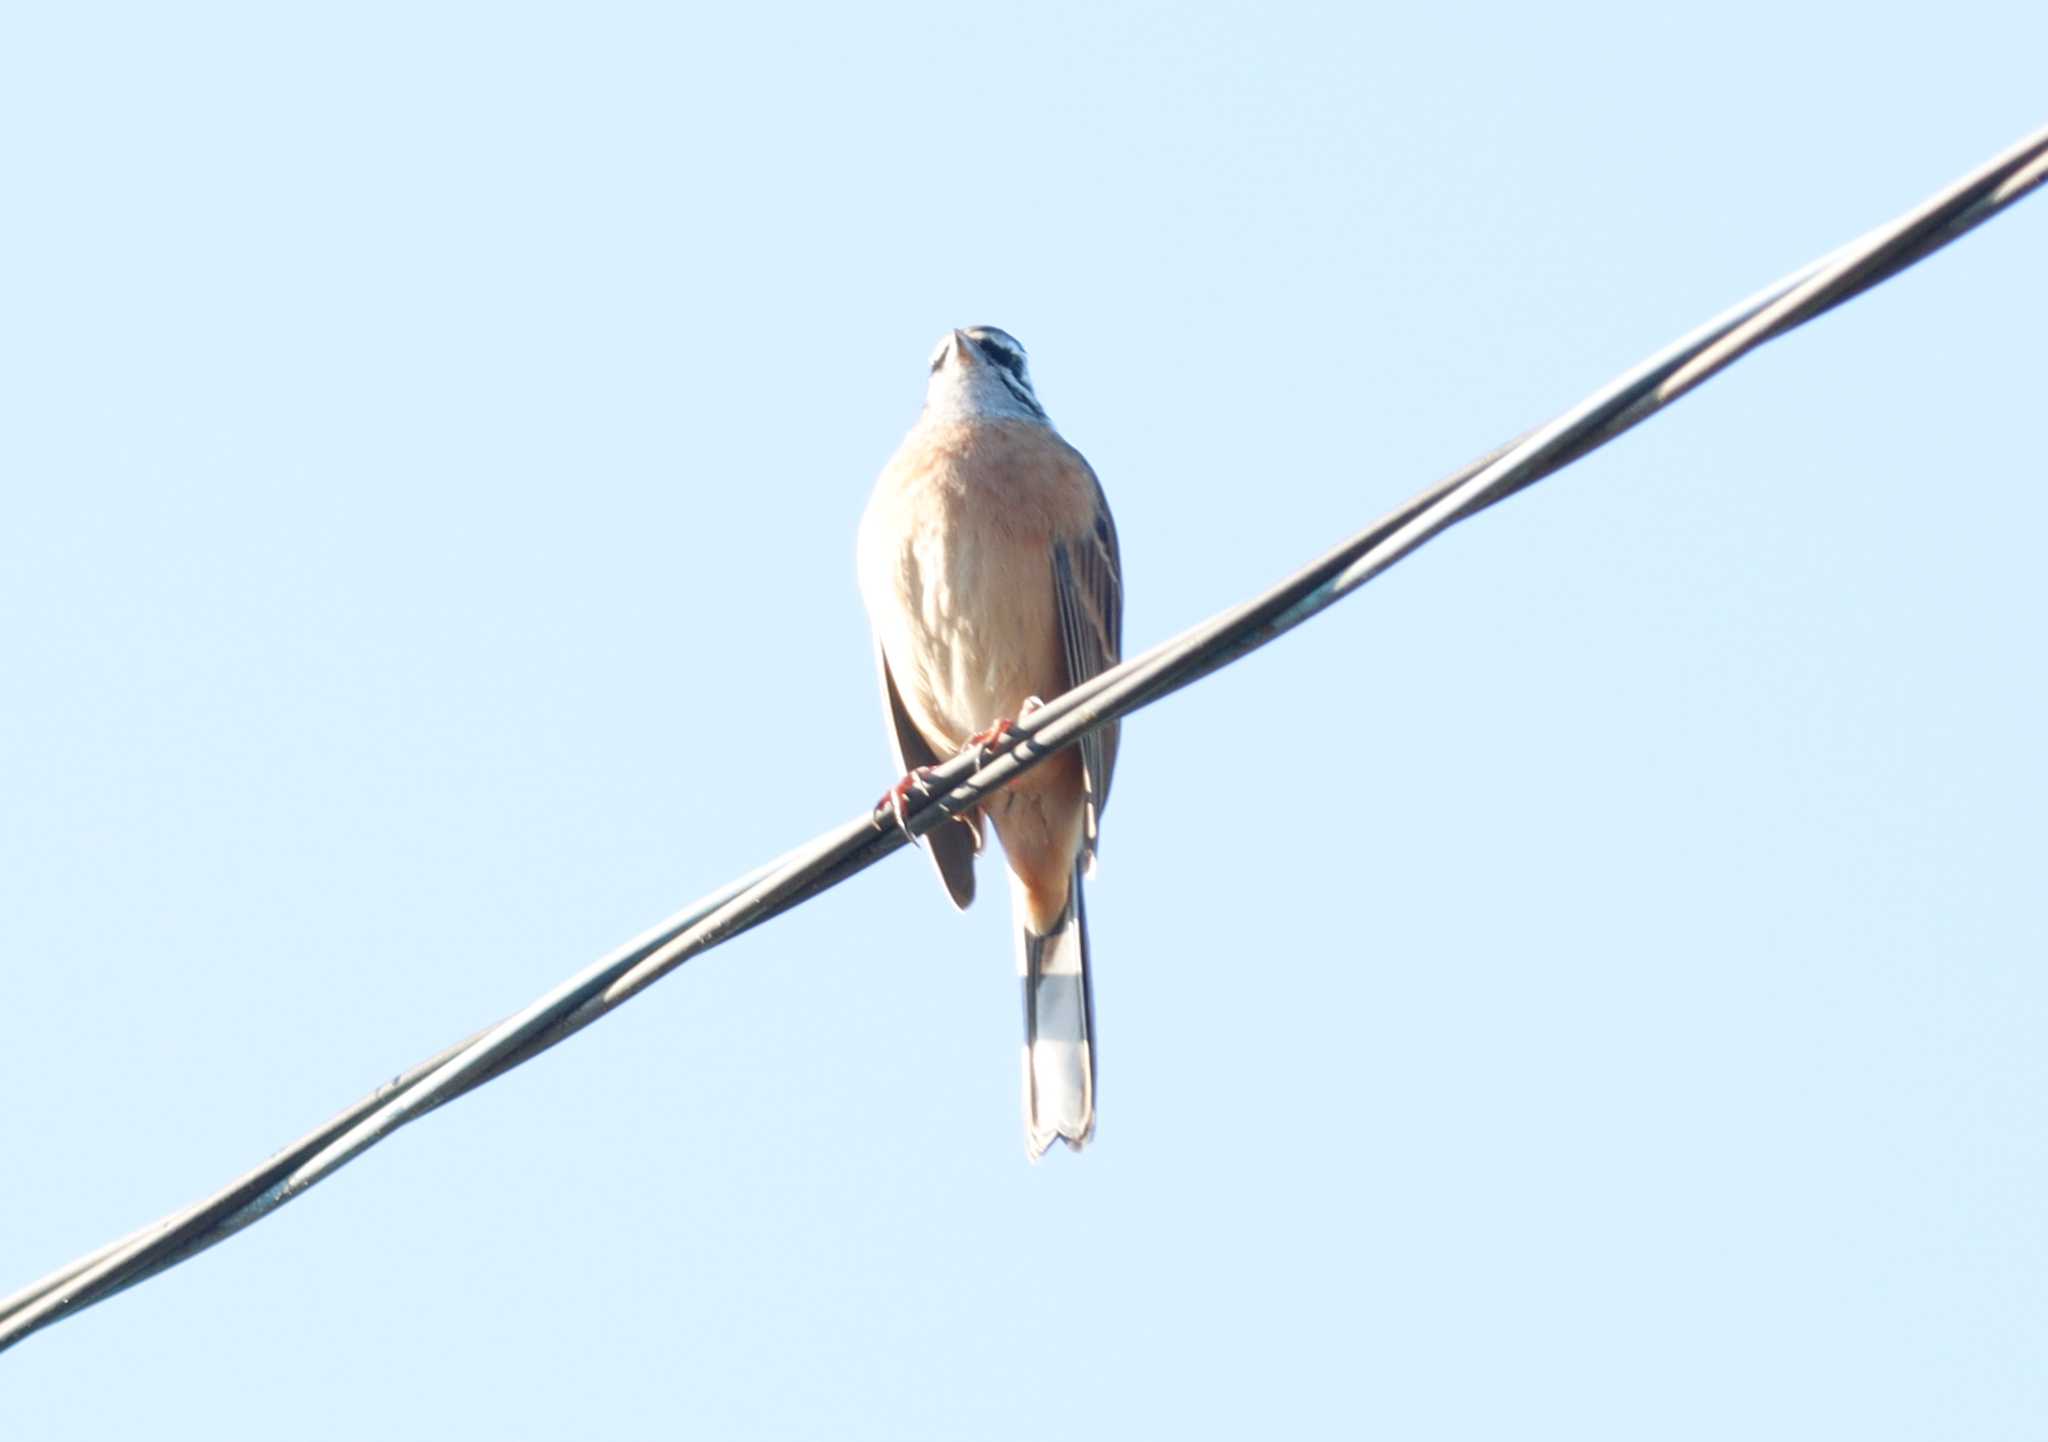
[961,697,1047,768]
[873,767,938,843]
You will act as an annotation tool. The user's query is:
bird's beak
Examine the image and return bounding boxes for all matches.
[949,329,975,365]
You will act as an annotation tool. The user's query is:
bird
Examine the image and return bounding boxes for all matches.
[856,326,1123,1159]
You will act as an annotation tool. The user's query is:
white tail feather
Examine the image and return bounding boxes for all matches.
[1015,866,1096,1159]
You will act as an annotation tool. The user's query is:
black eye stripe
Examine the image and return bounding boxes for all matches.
[934,332,1043,415]
[977,341,1025,379]
[993,369,1046,418]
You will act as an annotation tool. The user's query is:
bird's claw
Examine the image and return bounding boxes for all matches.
[874,767,938,843]
[879,696,1051,845]
[961,721,1014,770]
[961,697,1046,769]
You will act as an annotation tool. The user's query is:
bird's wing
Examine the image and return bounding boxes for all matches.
[1050,473,1123,863]
[876,642,978,909]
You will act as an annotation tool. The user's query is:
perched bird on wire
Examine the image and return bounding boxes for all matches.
[857,327,1123,1159]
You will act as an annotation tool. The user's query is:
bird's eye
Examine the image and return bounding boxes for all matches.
[980,342,1023,379]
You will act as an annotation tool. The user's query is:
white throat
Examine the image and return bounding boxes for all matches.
[922,356,1051,427]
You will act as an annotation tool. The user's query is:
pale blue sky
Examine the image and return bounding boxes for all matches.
[3,4,2045,1437]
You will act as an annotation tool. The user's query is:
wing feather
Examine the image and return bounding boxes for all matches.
[1050,474,1123,863]
[876,643,978,909]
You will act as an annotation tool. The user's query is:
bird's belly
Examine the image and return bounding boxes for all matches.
[891,516,1062,752]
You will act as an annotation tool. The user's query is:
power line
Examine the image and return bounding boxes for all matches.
[4,120,2043,1357]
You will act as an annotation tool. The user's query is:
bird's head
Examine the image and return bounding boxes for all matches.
[923,326,1047,423]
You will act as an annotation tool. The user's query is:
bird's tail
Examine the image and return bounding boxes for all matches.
[1017,863,1096,1159]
